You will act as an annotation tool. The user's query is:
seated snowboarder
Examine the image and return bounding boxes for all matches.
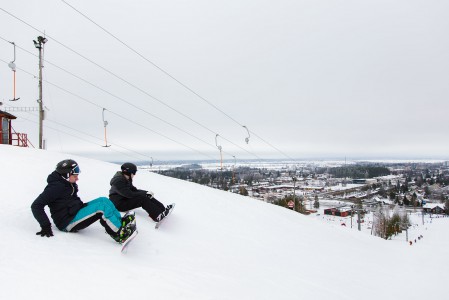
[109,162,174,223]
[31,159,136,244]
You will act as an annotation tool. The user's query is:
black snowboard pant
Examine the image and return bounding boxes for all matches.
[68,213,116,236]
[112,195,166,221]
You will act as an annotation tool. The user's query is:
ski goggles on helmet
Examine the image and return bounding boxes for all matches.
[70,165,81,175]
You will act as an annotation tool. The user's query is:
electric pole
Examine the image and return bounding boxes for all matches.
[33,36,47,149]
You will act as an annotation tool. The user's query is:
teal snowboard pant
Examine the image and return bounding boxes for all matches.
[65,197,122,236]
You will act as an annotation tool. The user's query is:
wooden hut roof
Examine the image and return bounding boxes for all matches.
[0,110,17,119]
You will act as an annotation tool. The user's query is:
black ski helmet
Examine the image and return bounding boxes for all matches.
[121,162,137,175]
[56,159,80,178]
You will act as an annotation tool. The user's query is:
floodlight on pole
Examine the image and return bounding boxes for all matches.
[33,36,47,149]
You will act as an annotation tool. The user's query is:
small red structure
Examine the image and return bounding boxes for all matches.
[0,110,29,147]
[324,207,352,217]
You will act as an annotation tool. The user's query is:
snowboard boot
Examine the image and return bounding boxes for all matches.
[156,203,175,222]
[121,211,136,228]
[113,223,137,244]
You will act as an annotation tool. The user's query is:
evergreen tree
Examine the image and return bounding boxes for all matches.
[416,176,423,187]
[424,186,431,198]
[313,195,320,209]
[401,182,408,193]
[378,186,387,198]
[403,195,410,206]
[411,193,417,208]
[389,191,396,200]
[239,187,249,196]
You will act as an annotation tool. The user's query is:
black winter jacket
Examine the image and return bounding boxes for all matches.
[31,171,85,231]
[109,171,147,205]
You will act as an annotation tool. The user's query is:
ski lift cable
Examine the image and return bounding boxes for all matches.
[12,109,157,162]
[0,58,217,160]
[44,78,217,159]
[0,10,229,143]
[60,0,243,127]
[0,11,267,160]
[0,53,218,155]
[0,38,254,160]
[44,77,216,159]
[59,1,293,159]
[0,38,246,158]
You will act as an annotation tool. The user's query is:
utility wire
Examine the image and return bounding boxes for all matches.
[0,57,217,160]
[0,8,261,160]
[60,0,293,160]
[4,107,146,161]
[0,41,222,159]
[1,102,148,161]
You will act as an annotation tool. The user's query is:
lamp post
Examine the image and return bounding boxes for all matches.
[33,36,47,149]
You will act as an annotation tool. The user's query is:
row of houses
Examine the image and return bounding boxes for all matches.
[323,202,447,218]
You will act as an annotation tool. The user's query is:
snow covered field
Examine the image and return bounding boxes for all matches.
[0,145,447,300]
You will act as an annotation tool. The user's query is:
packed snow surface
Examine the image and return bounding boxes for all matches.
[0,145,446,300]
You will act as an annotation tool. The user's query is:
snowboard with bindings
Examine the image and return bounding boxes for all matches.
[155,203,176,229]
[120,211,138,254]
[121,229,138,253]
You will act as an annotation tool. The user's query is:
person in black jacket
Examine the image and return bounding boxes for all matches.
[109,162,174,222]
[31,159,136,244]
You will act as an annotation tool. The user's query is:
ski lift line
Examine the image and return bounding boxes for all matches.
[41,75,216,159]
[0,42,262,162]
[0,56,220,156]
[0,55,250,161]
[17,112,153,161]
[58,3,269,157]
[250,131,295,160]
[45,80,216,159]
[0,9,220,137]
[36,75,216,159]
[0,43,223,153]
[5,79,216,161]
[0,17,265,161]
[0,59,245,159]
[106,110,217,160]
[60,0,243,126]
[3,88,213,162]
[59,1,293,159]
[3,102,159,163]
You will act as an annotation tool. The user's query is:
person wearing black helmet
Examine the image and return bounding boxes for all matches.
[31,159,136,244]
[109,162,174,223]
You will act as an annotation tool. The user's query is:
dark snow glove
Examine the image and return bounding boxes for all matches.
[146,191,154,199]
[36,225,53,238]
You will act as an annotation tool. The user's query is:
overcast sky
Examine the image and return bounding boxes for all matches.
[1,0,448,163]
